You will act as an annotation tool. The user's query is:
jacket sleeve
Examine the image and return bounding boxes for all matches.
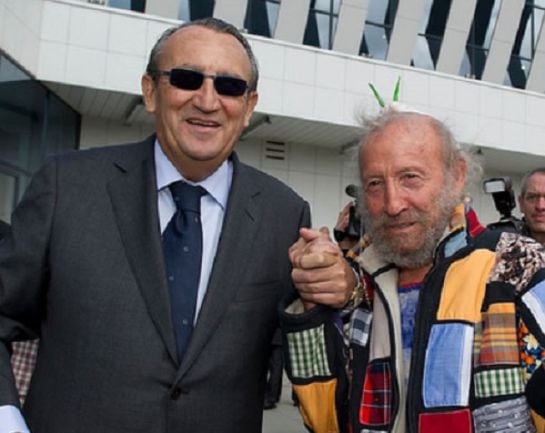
[0,158,57,406]
[279,293,350,433]
[489,232,545,426]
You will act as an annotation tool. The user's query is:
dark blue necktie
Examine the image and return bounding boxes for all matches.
[162,181,206,361]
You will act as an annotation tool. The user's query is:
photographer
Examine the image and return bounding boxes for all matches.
[518,168,545,245]
[333,185,364,255]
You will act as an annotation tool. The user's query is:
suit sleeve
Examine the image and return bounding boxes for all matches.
[0,157,57,406]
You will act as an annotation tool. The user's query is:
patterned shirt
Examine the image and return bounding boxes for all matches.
[398,282,421,385]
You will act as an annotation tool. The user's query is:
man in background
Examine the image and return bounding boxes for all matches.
[519,167,545,245]
[0,17,309,433]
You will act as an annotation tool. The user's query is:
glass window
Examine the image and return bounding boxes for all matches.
[179,0,214,21]
[508,0,545,88]
[303,0,341,49]
[108,0,145,13]
[0,53,80,210]
[244,0,281,38]
[360,0,399,59]
[462,0,501,79]
[412,0,452,69]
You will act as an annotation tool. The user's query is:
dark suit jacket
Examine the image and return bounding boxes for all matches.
[0,136,310,433]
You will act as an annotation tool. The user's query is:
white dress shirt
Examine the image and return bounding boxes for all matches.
[155,140,231,320]
[0,140,232,433]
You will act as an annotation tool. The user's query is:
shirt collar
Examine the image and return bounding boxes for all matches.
[154,139,232,210]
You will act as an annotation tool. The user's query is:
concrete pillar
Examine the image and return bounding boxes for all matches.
[481,0,525,84]
[274,0,311,44]
[145,0,179,20]
[214,0,248,28]
[386,0,427,65]
[332,0,370,55]
[436,0,477,75]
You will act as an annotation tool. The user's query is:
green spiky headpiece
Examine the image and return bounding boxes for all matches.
[368,77,401,108]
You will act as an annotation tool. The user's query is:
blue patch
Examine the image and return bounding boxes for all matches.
[523,279,545,333]
[423,323,473,407]
[444,231,467,258]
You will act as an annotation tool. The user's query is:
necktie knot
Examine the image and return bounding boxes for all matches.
[169,181,206,214]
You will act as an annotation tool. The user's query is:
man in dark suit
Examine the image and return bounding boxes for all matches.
[0,18,310,433]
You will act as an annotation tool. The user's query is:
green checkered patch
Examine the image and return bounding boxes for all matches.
[286,325,331,379]
[474,367,524,398]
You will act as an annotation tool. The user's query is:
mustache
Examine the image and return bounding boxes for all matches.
[368,209,426,229]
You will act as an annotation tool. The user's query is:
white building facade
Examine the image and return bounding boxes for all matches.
[2,0,545,227]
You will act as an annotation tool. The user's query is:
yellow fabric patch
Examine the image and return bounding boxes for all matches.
[437,249,496,323]
[293,379,340,433]
[531,409,545,433]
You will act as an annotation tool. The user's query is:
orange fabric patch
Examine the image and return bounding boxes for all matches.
[437,249,496,323]
[293,379,340,433]
[476,303,518,367]
[531,409,545,433]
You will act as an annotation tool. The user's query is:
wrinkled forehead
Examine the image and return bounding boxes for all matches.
[360,116,444,167]
[526,172,545,191]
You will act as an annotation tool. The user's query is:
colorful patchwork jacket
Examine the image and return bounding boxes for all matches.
[280,206,545,433]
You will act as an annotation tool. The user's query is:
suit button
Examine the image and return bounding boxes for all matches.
[171,387,182,400]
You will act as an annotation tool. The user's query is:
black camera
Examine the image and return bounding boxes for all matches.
[483,176,524,233]
[344,184,363,240]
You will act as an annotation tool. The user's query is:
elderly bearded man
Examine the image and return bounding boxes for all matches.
[282,107,545,433]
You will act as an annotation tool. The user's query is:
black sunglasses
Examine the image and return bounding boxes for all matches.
[158,68,249,97]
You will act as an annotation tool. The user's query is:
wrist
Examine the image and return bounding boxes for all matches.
[344,267,365,309]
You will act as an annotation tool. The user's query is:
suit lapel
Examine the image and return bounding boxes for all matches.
[107,138,178,364]
[177,156,261,377]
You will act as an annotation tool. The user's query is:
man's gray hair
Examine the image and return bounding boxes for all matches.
[145,17,259,92]
[520,167,545,197]
[357,107,481,194]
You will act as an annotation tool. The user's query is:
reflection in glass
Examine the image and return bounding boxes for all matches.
[0,54,79,211]
[109,0,145,12]
[462,0,501,79]
[360,0,399,59]
[508,1,545,88]
[178,0,214,21]
[303,0,341,49]
[244,0,281,38]
[412,0,452,69]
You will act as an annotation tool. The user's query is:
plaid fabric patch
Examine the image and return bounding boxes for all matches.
[476,303,518,367]
[359,360,392,426]
[474,367,524,398]
[489,232,545,293]
[287,325,331,379]
[349,307,372,347]
[11,339,39,405]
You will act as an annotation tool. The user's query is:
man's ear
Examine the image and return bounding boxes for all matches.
[453,158,467,196]
[141,74,157,114]
[518,194,524,210]
[243,91,259,128]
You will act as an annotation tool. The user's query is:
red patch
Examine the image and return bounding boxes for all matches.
[359,361,392,426]
[419,409,472,433]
